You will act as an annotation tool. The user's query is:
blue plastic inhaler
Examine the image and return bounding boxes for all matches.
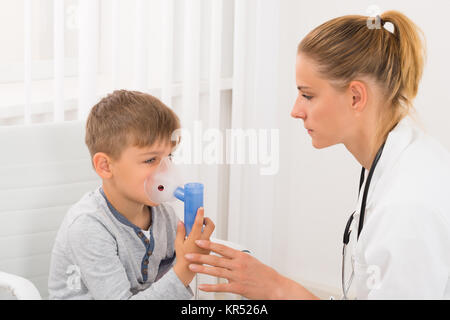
[174,183,204,236]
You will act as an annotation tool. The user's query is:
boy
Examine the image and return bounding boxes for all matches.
[48,90,214,299]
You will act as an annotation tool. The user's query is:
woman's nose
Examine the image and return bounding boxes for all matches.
[291,97,306,120]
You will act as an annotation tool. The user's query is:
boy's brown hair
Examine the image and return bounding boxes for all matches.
[85,90,180,161]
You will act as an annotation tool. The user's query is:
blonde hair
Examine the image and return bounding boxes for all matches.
[85,90,180,162]
[298,10,427,158]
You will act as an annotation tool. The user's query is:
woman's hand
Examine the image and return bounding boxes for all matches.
[173,208,215,286]
[184,240,286,299]
[185,240,319,299]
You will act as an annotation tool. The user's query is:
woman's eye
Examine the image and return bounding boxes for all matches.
[302,94,313,101]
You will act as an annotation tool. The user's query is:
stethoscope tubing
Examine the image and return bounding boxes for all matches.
[341,141,386,299]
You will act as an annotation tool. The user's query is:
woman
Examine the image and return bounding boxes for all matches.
[185,10,450,299]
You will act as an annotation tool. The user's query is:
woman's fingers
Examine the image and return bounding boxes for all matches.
[185,253,233,270]
[197,282,243,296]
[197,283,229,293]
[188,264,233,281]
[195,240,238,259]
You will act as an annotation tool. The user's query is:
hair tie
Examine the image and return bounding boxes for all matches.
[378,15,397,37]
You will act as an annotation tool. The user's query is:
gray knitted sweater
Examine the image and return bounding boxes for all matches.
[48,186,193,300]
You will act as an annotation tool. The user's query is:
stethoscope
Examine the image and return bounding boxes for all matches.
[341,140,386,299]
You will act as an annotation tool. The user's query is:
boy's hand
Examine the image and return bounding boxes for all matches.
[173,207,215,286]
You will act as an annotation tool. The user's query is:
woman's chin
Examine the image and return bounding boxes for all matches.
[311,138,333,149]
[311,139,322,149]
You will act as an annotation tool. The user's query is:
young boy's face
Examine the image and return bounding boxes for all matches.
[109,140,173,207]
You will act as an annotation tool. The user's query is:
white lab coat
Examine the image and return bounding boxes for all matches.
[346,116,450,299]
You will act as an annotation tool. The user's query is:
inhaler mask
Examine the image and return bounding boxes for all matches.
[144,155,211,300]
[144,156,183,205]
[144,155,204,237]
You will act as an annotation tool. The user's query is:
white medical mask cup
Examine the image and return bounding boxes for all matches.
[144,156,183,205]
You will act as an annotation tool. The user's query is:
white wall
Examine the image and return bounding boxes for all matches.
[237,0,450,295]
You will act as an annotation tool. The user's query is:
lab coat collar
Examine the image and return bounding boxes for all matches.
[351,115,417,253]
[361,115,416,211]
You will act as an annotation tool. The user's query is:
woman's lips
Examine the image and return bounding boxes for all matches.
[307,129,313,134]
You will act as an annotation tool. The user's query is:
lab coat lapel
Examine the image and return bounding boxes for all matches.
[364,116,415,211]
[352,116,416,244]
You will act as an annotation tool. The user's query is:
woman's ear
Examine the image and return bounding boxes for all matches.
[93,152,113,179]
[349,80,368,113]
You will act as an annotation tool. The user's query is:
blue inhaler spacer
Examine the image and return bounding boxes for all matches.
[144,156,203,236]
[174,183,204,236]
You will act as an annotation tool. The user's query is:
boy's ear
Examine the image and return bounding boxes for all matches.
[93,152,113,179]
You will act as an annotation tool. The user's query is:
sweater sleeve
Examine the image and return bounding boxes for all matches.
[67,214,193,300]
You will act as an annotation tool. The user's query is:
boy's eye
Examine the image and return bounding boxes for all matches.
[144,154,173,164]
[144,157,157,164]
